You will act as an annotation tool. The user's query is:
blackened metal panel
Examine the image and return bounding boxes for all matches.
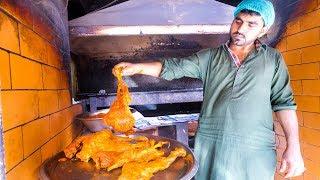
[84,90,203,107]
[71,34,229,60]
[75,57,204,94]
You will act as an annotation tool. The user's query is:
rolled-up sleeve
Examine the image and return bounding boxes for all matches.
[159,48,211,81]
[270,53,297,111]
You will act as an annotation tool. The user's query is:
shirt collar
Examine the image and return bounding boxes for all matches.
[224,39,266,52]
[224,39,266,67]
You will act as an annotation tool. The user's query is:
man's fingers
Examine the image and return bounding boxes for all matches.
[290,166,306,178]
[115,62,130,68]
[122,68,135,76]
[279,159,287,173]
[114,62,130,71]
[284,162,306,178]
[113,62,141,76]
[113,62,132,76]
[284,162,295,178]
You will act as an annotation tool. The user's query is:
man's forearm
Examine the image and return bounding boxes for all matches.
[275,110,305,177]
[136,61,163,77]
[275,110,300,147]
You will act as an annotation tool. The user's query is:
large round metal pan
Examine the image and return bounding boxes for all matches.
[39,134,198,180]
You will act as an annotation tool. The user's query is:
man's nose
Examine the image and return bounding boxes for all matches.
[237,23,247,34]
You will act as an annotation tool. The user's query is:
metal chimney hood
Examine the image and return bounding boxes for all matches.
[69,0,235,36]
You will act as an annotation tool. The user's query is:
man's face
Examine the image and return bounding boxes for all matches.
[230,12,267,46]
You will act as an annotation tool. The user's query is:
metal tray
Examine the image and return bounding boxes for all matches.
[75,108,144,132]
[39,134,198,180]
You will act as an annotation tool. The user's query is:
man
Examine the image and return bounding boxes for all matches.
[113,0,305,179]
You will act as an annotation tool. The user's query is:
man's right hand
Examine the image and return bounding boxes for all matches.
[113,62,143,76]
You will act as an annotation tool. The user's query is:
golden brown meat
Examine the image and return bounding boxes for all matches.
[90,138,155,169]
[119,148,187,180]
[64,130,151,163]
[107,141,168,171]
[63,131,188,179]
[92,151,121,169]
[103,66,135,133]
[64,129,114,159]
[75,130,113,162]
[78,137,151,162]
[63,134,90,159]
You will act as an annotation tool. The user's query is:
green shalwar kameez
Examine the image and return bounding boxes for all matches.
[160,43,297,180]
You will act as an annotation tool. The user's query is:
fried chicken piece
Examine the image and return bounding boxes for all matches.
[77,138,151,162]
[74,130,113,162]
[90,138,154,169]
[102,136,152,152]
[103,66,135,133]
[64,130,187,179]
[65,130,152,163]
[119,148,187,180]
[64,130,113,159]
[107,141,168,171]
[92,151,121,169]
[129,135,149,142]
[63,134,90,159]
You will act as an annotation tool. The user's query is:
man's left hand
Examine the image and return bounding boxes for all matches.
[279,145,306,178]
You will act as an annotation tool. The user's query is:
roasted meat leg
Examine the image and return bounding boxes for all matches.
[103,66,135,133]
[119,148,187,180]
[107,141,168,171]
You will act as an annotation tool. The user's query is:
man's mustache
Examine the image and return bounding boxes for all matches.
[233,32,245,38]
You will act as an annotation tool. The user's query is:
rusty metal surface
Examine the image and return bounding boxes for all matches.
[39,134,198,180]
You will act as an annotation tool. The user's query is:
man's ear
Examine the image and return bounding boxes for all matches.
[258,26,269,38]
